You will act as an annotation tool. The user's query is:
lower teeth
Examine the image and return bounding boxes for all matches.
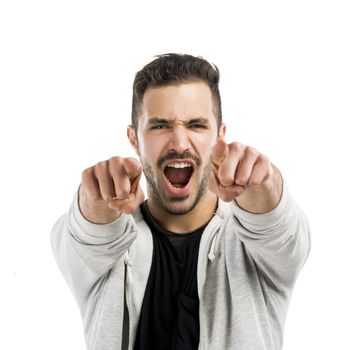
[171,183,184,188]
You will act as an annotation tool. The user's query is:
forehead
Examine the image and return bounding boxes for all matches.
[140,80,215,123]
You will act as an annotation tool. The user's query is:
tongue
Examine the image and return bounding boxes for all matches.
[164,167,192,185]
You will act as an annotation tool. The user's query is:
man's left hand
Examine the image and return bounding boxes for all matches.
[208,138,275,203]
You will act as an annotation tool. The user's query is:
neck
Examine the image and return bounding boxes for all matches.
[146,190,218,234]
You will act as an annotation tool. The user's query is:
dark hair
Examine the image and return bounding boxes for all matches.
[131,53,222,130]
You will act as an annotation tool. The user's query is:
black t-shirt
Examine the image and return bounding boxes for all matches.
[133,201,208,350]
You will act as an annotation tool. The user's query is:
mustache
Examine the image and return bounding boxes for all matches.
[157,151,201,168]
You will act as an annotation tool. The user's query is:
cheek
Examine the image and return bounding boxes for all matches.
[193,134,216,159]
[140,136,165,164]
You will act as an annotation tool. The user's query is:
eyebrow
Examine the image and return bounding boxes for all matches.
[147,117,209,126]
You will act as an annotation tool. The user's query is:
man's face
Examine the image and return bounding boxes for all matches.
[129,80,225,215]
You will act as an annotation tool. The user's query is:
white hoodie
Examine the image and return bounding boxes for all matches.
[51,178,311,350]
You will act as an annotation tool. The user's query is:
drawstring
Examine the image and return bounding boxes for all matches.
[208,208,224,262]
[208,233,218,261]
[124,250,133,267]
[124,207,225,271]
[124,250,134,286]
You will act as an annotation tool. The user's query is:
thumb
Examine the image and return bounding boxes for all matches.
[210,138,228,168]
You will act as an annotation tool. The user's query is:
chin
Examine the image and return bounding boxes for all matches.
[161,202,196,216]
[159,192,201,216]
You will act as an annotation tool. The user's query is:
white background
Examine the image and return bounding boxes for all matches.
[1,0,349,349]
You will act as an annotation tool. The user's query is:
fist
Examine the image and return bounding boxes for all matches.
[208,138,273,202]
[79,157,144,223]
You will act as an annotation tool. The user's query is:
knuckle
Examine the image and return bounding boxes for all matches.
[245,146,258,157]
[220,177,233,187]
[81,168,92,182]
[95,161,107,172]
[229,142,242,151]
[235,177,247,185]
[249,178,260,185]
[259,154,270,163]
[110,156,123,166]
[116,189,129,198]
[125,157,142,171]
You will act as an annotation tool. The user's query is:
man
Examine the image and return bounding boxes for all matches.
[51,53,311,350]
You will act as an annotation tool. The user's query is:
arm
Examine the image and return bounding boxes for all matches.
[51,189,137,311]
[231,176,311,293]
[209,139,311,292]
[51,156,144,311]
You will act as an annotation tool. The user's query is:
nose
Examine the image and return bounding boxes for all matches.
[168,126,191,153]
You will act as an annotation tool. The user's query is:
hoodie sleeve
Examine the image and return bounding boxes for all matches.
[231,177,311,294]
[50,188,137,311]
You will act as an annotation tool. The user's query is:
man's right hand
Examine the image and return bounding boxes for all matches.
[79,157,144,224]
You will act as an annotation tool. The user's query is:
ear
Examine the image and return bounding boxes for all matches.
[218,123,226,138]
[127,125,139,153]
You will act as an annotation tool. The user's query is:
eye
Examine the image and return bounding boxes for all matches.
[189,123,207,129]
[150,125,168,130]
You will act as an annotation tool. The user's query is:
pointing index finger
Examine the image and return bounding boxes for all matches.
[210,138,228,169]
[123,157,142,192]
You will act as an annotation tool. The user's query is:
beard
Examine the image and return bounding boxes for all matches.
[140,154,212,216]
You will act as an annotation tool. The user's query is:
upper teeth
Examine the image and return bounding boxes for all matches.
[167,162,192,168]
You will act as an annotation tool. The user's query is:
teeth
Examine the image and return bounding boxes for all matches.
[166,162,192,169]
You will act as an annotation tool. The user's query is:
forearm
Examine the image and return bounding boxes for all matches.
[51,190,137,306]
[234,164,283,214]
[232,177,311,292]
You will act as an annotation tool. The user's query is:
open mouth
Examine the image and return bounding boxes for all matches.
[163,162,194,189]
